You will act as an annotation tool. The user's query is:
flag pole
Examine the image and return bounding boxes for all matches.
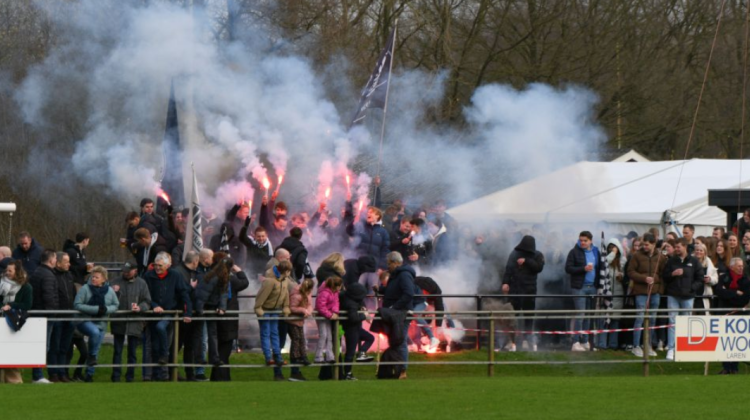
[374,21,397,184]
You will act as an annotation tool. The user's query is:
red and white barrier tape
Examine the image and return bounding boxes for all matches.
[418,324,672,335]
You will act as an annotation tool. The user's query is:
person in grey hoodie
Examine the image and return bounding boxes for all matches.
[109,260,151,382]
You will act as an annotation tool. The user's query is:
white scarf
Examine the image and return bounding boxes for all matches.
[0,276,22,305]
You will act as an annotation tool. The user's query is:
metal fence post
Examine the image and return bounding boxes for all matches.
[488,317,495,377]
[171,313,180,382]
[333,318,340,381]
[476,295,483,350]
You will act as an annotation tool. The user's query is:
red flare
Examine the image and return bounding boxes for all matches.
[278,174,284,185]
[158,190,171,205]
[358,199,364,213]
[324,187,331,199]
[345,174,350,186]
[262,177,271,190]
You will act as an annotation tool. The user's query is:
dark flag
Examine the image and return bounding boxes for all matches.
[159,80,186,213]
[348,26,397,129]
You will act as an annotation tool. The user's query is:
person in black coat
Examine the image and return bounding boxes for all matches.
[28,249,58,383]
[239,222,274,278]
[502,235,544,350]
[48,252,78,382]
[12,231,44,276]
[279,228,313,282]
[212,257,250,382]
[340,282,369,380]
[346,205,390,270]
[378,252,415,377]
[715,257,750,374]
[342,255,377,286]
[63,233,91,285]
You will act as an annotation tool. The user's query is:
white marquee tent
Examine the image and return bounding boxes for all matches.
[448,159,750,234]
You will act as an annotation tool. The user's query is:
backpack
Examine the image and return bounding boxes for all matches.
[376,347,404,379]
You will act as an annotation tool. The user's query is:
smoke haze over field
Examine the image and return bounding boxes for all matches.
[9,1,607,304]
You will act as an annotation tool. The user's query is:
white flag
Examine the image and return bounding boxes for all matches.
[183,165,203,260]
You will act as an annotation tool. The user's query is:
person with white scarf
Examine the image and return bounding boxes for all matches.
[596,238,626,350]
[693,243,718,313]
[0,258,33,384]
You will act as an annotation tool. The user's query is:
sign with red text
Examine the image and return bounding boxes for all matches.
[675,316,750,362]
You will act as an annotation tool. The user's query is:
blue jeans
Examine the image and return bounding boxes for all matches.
[112,335,140,381]
[633,294,660,349]
[33,320,54,381]
[411,302,435,345]
[48,321,75,377]
[76,322,103,377]
[399,320,409,371]
[667,296,694,350]
[259,314,281,363]
[572,285,596,344]
[595,319,620,349]
[141,329,152,379]
[150,318,172,379]
[195,322,208,376]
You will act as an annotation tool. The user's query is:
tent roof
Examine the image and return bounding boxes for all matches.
[448,159,750,226]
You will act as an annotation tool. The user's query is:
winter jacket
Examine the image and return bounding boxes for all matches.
[53,268,78,312]
[340,282,367,328]
[565,242,601,290]
[287,284,313,327]
[12,238,44,275]
[73,281,119,331]
[390,229,413,261]
[29,264,58,311]
[381,265,416,311]
[662,254,705,298]
[627,249,666,295]
[255,267,291,316]
[194,272,243,314]
[143,268,193,317]
[342,256,376,286]
[346,213,390,269]
[697,257,719,297]
[239,225,273,276]
[109,274,151,337]
[414,276,446,314]
[715,271,750,310]
[315,283,340,319]
[217,271,250,342]
[279,236,312,281]
[502,235,545,294]
[62,239,88,285]
[602,239,627,315]
[315,262,343,288]
[4,283,32,311]
[371,307,408,347]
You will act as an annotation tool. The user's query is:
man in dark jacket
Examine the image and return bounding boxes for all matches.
[47,252,77,382]
[172,250,204,381]
[389,218,414,262]
[63,233,92,285]
[502,235,545,351]
[340,282,369,379]
[662,238,704,361]
[143,252,193,380]
[12,231,44,275]
[110,260,151,382]
[278,227,313,282]
[381,252,415,378]
[565,231,600,352]
[240,223,274,278]
[212,265,250,381]
[347,205,390,269]
[28,249,57,383]
[343,255,377,286]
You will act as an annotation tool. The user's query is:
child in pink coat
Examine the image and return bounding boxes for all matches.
[314,276,342,363]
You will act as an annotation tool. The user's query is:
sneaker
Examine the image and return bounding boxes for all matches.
[288,373,307,382]
[657,340,665,352]
[532,344,538,352]
[508,344,517,352]
[581,342,590,351]
[430,337,441,350]
[398,371,408,380]
[356,352,374,362]
[647,348,657,357]
[273,375,285,381]
[195,374,209,382]
[521,340,529,351]
[666,349,674,361]
[632,347,644,357]
[344,373,358,381]
[571,342,586,352]
[33,378,53,384]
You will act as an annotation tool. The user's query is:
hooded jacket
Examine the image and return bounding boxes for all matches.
[255,267,291,316]
[315,282,340,319]
[62,239,88,285]
[342,256,377,286]
[340,282,367,328]
[502,235,545,294]
[287,284,313,327]
[279,236,311,281]
[382,265,416,310]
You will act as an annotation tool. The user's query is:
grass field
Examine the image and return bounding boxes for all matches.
[2,345,747,419]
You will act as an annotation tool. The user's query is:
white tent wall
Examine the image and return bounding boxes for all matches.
[448,159,749,237]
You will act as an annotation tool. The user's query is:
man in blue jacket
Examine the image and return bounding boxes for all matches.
[12,231,44,275]
[382,251,415,378]
[143,252,193,381]
[565,231,600,351]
